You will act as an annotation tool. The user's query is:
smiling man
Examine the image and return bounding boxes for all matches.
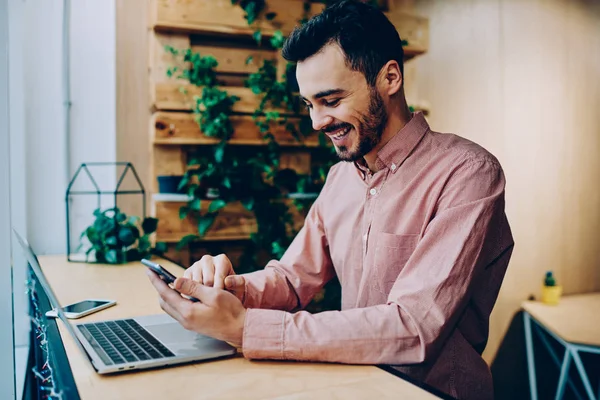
[147,1,514,399]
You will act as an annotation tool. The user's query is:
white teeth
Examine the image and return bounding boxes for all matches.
[332,127,351,139]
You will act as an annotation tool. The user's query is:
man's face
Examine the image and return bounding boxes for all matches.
[296,43,388,162]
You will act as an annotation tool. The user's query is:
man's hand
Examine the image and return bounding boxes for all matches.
[184,254,245,302]
[146,270,246,348]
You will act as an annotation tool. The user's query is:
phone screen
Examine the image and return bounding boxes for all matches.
[63,300,111,313]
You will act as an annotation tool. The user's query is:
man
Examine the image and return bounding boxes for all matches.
[147,1,514,398]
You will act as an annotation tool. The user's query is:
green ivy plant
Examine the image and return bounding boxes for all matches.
[80,207,167,264]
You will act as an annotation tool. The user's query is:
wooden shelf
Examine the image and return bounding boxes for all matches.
[151,0,326,37]
[151,83,309,116]
[152,112,319,147]
[150,1,428,61]
[153,197,306,243]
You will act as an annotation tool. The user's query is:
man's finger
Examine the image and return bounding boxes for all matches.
[225,275,244,290]
[201,259,215,287]
[213,254,233,290]
[173,277,215,304]
[147,270,184,303]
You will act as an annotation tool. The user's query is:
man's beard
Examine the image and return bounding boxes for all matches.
[334,89,388,162]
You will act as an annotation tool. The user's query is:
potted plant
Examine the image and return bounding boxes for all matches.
[157,175,186,194]
[80,207,167,264]
[541,271,562,305]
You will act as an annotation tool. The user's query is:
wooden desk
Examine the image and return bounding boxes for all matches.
[37,255,440,400]
[522,293,600,347]
[522,293,600,400]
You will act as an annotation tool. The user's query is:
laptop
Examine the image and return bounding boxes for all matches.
[14,230,237,374]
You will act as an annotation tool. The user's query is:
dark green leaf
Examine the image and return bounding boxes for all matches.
[190,198,201,211]
[214,142,226,163]
[118,227,136,247]
[245,55,254,65]
[252,30,262,45]
[265,12,277,20]
[105,249,118,264]
[116,212,127,223]
[154,242,168,254]
[198,214,216,236]
[142,218,159,235]
[176,234,198,250]
[223,176,232,189]
[177,175,189,191]
[270,30,285,49]
[242,197,255,211]
[126,248,141,262]
[179,206,189,219]
[138,236,151,252]
[208,199,227,213]
[106,236,118,246]
[127,215,140,225]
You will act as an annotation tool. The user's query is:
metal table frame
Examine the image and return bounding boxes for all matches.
[524,311,600,400]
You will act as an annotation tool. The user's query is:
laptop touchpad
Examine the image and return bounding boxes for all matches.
[145,322,207,344]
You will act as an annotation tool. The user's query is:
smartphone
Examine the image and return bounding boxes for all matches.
[141,258,177,284]
[141,259,199,302]
[45,299,116,319]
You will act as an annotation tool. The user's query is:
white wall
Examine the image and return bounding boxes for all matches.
[9,0,116,256]
[1,0,16,396]
[407,0,600,362]
[7,1,117,393]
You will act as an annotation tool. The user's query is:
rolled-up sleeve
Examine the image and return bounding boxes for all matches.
[242,159,514,364]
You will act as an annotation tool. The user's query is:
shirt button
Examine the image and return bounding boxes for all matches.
[391,163,397,171]
[369,188,377,196]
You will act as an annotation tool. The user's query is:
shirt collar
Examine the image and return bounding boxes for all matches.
[354,111,429,177]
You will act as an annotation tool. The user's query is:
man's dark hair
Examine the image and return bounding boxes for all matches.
[282,0,404,87]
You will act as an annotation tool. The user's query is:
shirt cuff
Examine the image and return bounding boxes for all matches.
[242,308,286,360]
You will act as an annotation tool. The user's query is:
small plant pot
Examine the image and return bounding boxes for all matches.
[157,175,185,194]
[541,285,562,305]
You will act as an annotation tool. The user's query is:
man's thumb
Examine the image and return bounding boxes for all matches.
[224,275,244,290]
[174,277,204,298]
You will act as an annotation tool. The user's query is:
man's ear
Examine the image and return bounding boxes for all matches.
[378,60,402,97]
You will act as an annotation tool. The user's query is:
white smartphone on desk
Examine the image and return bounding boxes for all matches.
[45,299,117,319]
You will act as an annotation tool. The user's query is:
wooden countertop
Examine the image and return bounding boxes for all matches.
[39,255,438,400]
[522,292,600,347]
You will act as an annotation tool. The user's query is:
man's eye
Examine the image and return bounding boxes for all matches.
[304,103,313,110]
[323,99,340,107]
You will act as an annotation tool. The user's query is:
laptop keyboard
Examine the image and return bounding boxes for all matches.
[77,319,175,366]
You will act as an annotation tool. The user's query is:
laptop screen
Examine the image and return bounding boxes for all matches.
[13,230,90,358]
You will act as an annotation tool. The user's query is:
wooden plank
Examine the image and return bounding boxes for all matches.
[280,150,311,175]
[153,198,306,243]
[385,11,429,56]
[191,44,277,75]
[152,112,319,146]
[150,32,278,78]
[154,200,257,242]
[152,0,325,37]
[150,32,191,83]
[522,294,600,347]
[153,146,186,180]
[154,83,278,113]
[116,0,151,218]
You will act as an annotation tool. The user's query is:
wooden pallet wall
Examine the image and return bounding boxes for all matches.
[117,0,429,265]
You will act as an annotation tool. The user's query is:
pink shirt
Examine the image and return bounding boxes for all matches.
[241,112,514,400]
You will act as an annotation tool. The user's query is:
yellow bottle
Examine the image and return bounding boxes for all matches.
[541,271,562,305]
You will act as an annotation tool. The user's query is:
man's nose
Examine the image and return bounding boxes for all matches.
[311,109,333,131]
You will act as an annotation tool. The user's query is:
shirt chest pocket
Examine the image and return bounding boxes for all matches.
[372,233,420,294]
